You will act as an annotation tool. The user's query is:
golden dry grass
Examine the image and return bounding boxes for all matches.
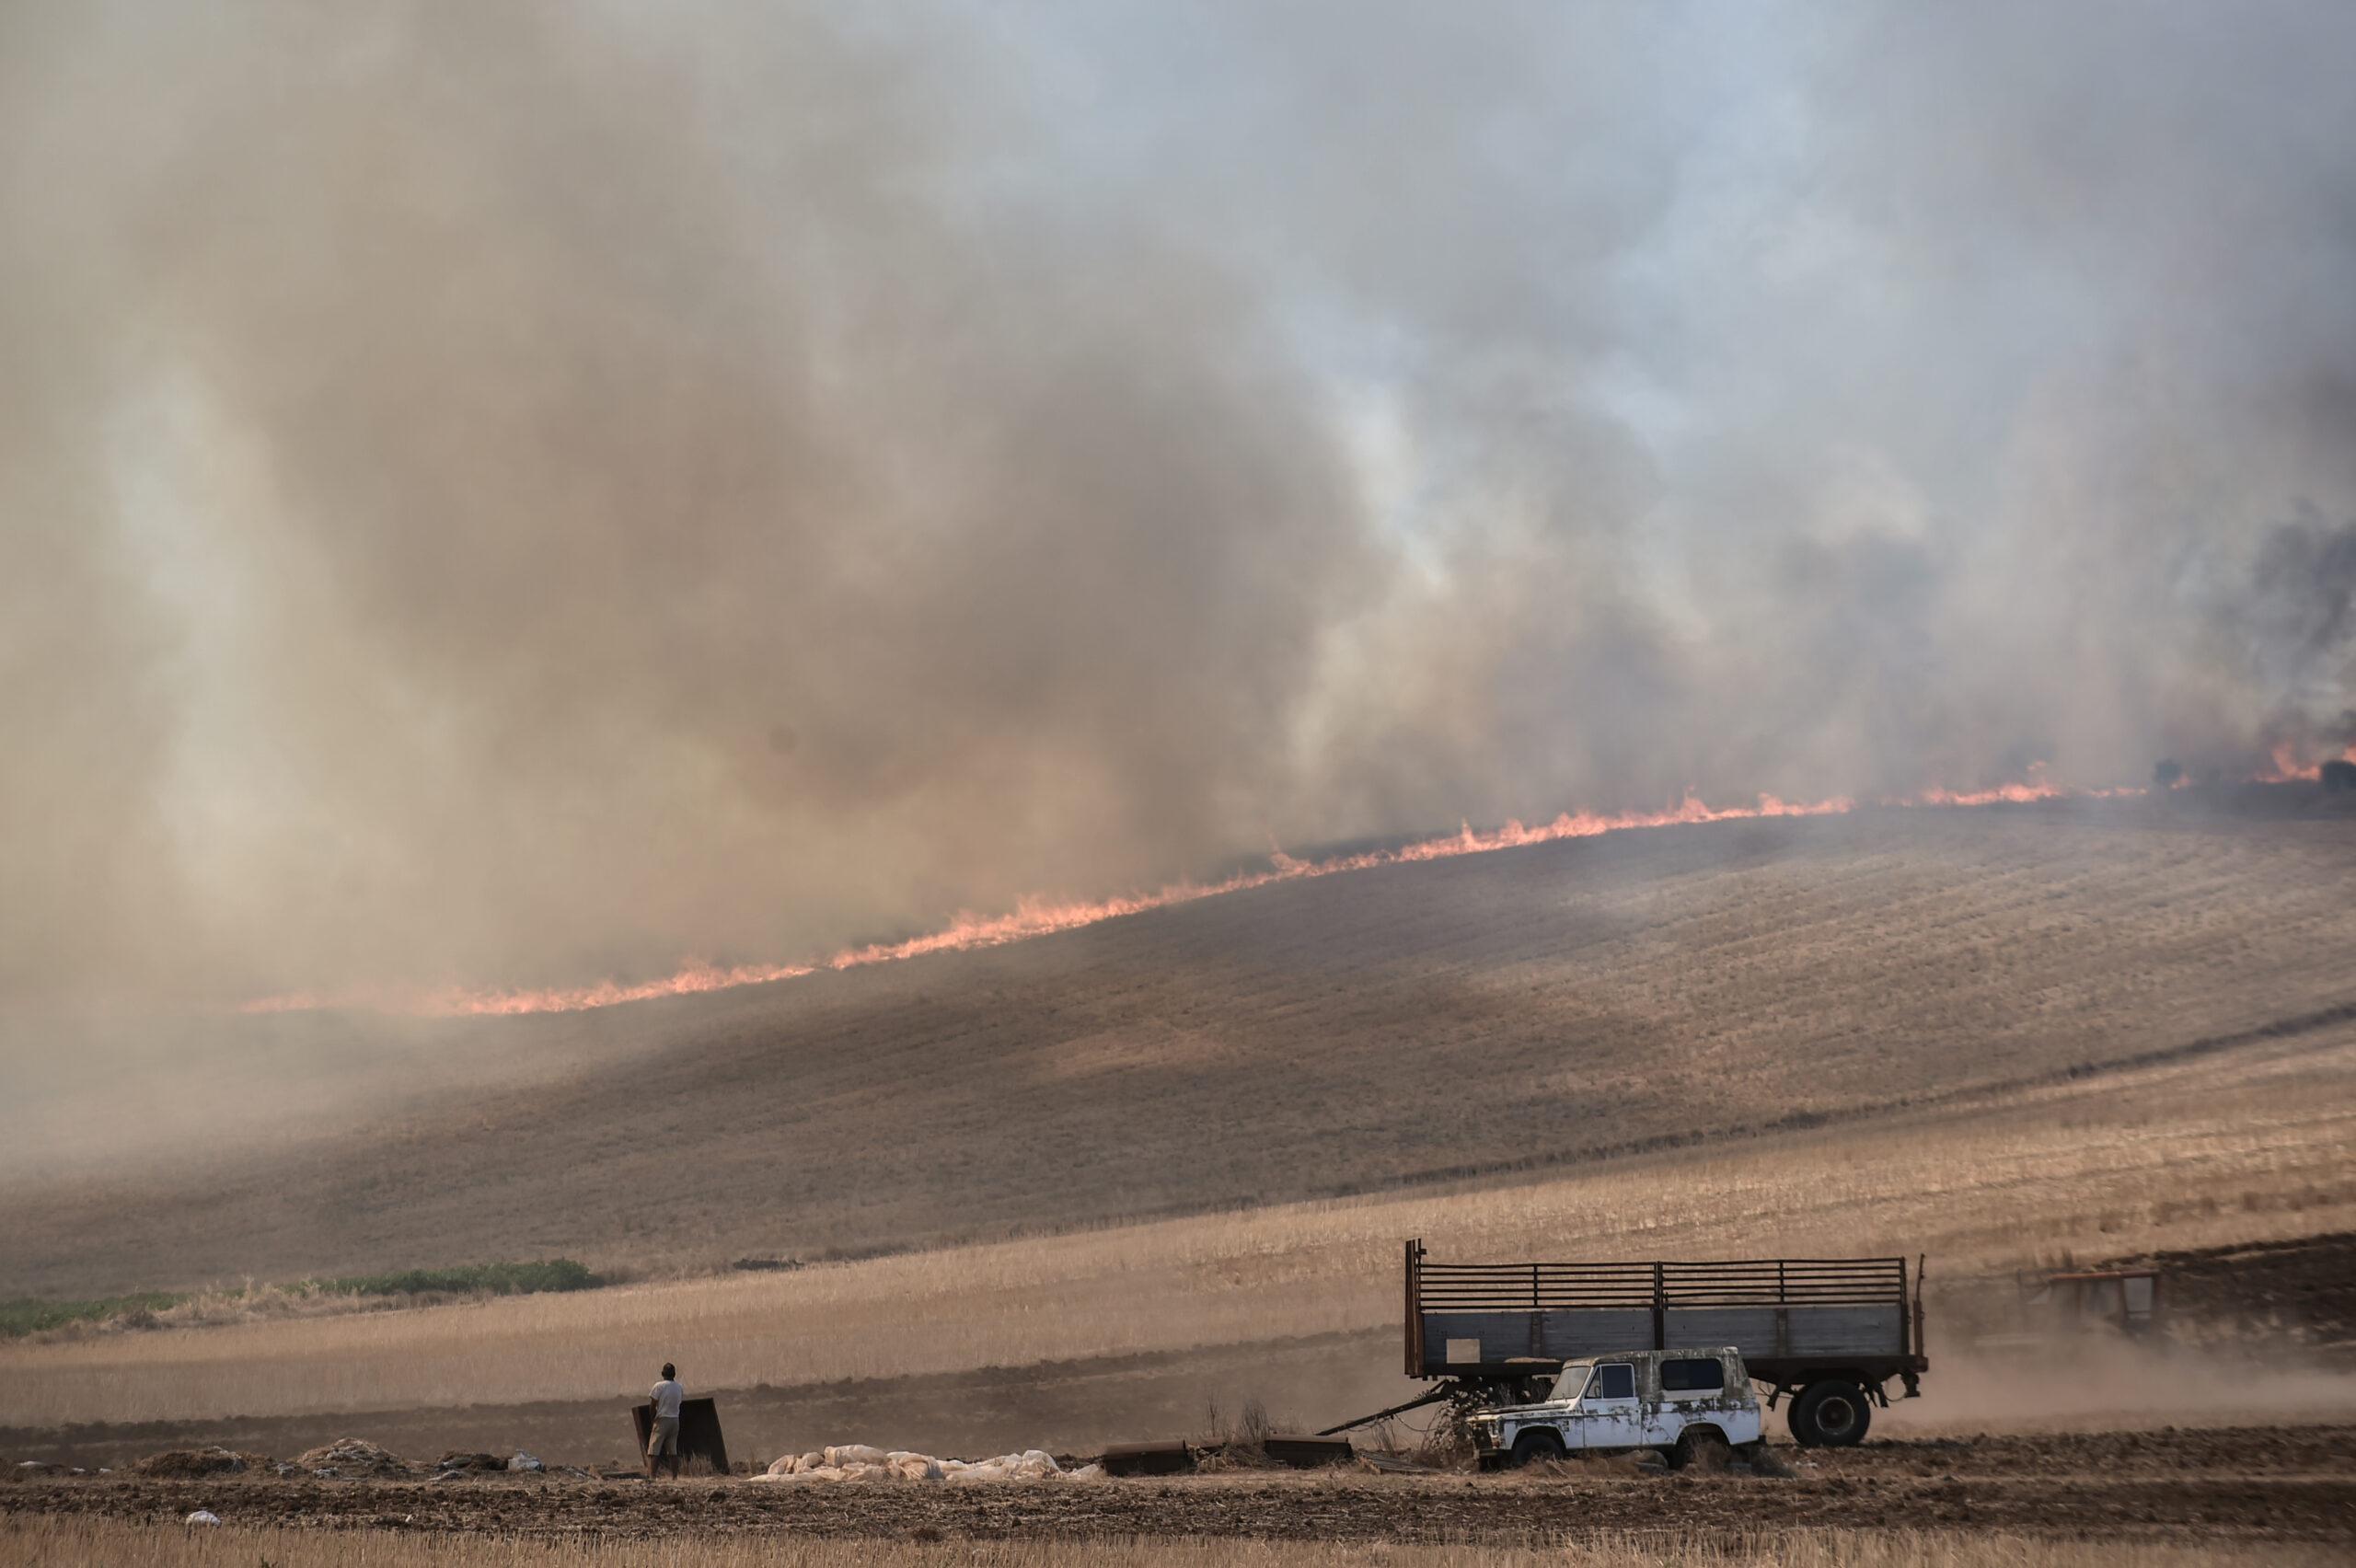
[0,1518,2339,1568]
[5,1017,2347,1428]
[8,803,2353,1299]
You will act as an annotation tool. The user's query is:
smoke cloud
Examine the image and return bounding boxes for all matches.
[5,0,2353,1009]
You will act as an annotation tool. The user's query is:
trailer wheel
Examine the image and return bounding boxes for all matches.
[1508,1429,1565,1469]
[1789,1380,1872,1447]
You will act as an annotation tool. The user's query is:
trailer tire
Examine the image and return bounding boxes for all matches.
[1508,1429,1565,1469]
[1789,1380,1872,1447]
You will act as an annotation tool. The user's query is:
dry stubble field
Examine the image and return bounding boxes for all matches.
[6,1518,2349,1568]
[5,796,2355,1554]
[7,796,2354,1299]
[4,1015,2350,1435]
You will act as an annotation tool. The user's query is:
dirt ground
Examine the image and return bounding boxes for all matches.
[5,1426,2350,1546]
[15,1231,2349,1473]
[0,1331,1406,1474]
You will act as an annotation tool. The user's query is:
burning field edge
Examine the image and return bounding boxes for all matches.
[244,778,2356,1019]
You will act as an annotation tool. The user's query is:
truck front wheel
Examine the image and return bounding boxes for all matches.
[1788,1380,1872,1447]
[1509,1429,1566,1468]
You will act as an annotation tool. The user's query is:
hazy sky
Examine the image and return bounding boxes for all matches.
[5,1,2353,1009]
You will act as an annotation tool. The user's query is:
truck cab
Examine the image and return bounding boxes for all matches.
[1467,1346,1762,1470]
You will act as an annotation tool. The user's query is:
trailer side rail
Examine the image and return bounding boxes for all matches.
[1405,1239,1923,1378]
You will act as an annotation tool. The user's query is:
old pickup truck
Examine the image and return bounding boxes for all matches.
[1466,1345,1762,1469]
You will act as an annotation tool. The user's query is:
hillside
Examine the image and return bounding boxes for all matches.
[7,794,2356,1297]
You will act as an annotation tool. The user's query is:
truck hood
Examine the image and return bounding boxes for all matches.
[1475,1401,1576,1420]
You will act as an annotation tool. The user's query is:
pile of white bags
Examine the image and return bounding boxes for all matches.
[756,1444,1091,1482]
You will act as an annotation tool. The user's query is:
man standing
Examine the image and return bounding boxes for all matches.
[645,1362,685,1479]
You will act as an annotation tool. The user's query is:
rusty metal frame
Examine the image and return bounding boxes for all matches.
[1403,1239,1928,1389]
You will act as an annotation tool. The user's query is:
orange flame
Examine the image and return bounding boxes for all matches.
[2256,740,2356,783]
[238,960,820,1016]
[235,767,2291,1020]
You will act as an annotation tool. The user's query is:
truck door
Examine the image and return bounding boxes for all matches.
[1569,1361,1643,1450]
[1651,1354,1730,1446]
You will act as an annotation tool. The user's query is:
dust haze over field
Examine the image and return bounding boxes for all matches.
[5,0,2356,1043]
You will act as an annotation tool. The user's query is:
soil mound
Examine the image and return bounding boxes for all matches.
[294,1438,410,1477]
[133,1447,249,1478]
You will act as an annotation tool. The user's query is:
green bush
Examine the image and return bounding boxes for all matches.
[0,1260,600,1337]
[0,1292,186,1338]
[303,1259,600,1297]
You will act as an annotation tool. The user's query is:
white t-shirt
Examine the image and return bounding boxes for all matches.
[651,1378,685,1419]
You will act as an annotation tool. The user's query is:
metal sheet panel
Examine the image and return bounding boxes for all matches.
[1262,1435,1355,1470]
[1419,1309,1654,1369]
[1419,1312,1504,1366]
[1783,1304,1903,1356]
[1425,1304,1907,1371]
[1537,1309,1654,1359]
[1664,1307,1780,1352]
[1662,1304,1901,1356]
[1101,1442,1195,1477]
[629,1397,729,1474]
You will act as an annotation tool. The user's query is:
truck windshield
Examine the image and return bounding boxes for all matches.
[1549,1364,1592,1401]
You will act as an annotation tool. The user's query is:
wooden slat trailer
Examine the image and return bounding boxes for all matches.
[1403,1239,1927,1447]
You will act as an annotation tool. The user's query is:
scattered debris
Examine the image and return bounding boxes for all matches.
[436,1452,507,1474]
[755,1446,1075,1483]
[508,1450,546,1472]
[1263,1435,1354,1469]
[294,1438,410,1478]
[1100,1441,1195,1478]
[134,1447,249,1479]
[1101,1435,1351,1477]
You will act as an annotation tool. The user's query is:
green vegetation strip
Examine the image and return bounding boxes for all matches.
[301,1259,598,1297]
[0,1260,598,1338]
[0,1292,187,1338]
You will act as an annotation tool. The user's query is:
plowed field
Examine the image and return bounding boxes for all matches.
[6,1427,2351,1546]
[10,796,2356,1297]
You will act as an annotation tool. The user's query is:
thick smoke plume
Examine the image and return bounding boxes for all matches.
[4,1,2354,1012]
